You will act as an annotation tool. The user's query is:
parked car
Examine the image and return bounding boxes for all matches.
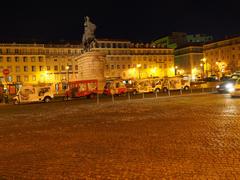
[216,79,236,93]
[220,75,232,82]
[203,75,219,82]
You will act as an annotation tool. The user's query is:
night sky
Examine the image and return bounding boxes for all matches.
[0,0,239,43]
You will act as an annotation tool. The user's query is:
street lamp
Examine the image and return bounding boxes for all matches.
[65,65,70,83]
[200,63,204,79]
[137,64,141,79]
[175,66,178,75]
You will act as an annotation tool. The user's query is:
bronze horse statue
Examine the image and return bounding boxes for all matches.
[82,16,96,52]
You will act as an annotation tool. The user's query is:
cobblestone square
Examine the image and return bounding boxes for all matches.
[1,94,240,179]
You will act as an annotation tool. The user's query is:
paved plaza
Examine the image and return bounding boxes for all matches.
[1,93,240,179]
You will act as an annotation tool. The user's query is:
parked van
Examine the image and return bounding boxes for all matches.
[154,76,190,93]
[13,85,54,104]
[104,80,127,95]
[65,79,98,99]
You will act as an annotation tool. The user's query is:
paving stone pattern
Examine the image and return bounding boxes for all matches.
[1,94,240,179]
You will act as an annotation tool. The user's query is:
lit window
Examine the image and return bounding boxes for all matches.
[16,66,20,72]
[32,75,36,81]
[24,66,28,72]
[39,57,43,62]
[75,65,78,70]
[31,57,36,62]
[39,66,44,71]
[24,76,29,82]
[32,66,36,72]
[16,76,21,82]
[23,57,28,62]
[15,57,19,62]
[47,66,51,70]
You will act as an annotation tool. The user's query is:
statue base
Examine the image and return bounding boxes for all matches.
[77,51,106,92]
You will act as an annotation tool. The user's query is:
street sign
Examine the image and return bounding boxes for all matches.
[2,69,10,76]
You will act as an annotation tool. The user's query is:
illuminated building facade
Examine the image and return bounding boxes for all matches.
[0,40,174,85]
[0,43,81,84]
[153,32,213,49]
[174,46,204,78]
[203,36,240,77]
[92,39,175,80]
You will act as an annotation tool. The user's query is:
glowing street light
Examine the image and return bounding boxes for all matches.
[200,63,204,78]
[65,65,70,83]
[175,66,178,75]
[200,57,207,78]
[137,64,141,79]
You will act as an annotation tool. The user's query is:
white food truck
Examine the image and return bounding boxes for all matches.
[13,85,54,104]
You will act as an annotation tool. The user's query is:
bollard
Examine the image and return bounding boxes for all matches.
[202,88,204,93]
[155,91,158,98]
[190,88,193,94]
[168,90,171,96]
[180,89,182,95]
[142,93,145,99]
[111,94,115,104]
[128,92,130,102]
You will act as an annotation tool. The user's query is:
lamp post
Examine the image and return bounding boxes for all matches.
[65,65,70,84]
[137,64,141,79]
[200,63,204,79]
[175,66,178,75]
[200,58,206,78]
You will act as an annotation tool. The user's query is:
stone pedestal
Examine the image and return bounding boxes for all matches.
[77,51,106,92]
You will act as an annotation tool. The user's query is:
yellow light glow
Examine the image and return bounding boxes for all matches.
[179,69,185,75]
[192,68,198,79]
[137,64,142,68]
[128,68,137,78]
[150,67,157,74]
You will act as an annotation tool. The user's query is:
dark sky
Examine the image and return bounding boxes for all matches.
[0,0,239,43]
